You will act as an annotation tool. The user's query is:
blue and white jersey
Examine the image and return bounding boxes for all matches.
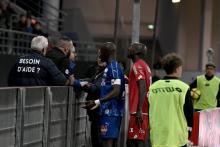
[100,60,125,117]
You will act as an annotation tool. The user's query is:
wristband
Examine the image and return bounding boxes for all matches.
[95,99,100,105]
[188,127,192,132]
[90,99,100,110]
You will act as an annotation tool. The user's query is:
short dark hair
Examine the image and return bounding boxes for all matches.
[206,62,216,68]
[56,36,72,48]
[162,53,183,74]
[59,36,72,42]
[99,42,116,62]
[130,42,147,55]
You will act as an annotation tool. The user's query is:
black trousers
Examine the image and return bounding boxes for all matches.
[91,119,101,147]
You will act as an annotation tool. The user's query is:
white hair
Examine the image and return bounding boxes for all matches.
[31,36,48,51]
[70,41,75,52]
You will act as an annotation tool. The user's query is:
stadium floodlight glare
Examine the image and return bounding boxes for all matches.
[172,0,181,3]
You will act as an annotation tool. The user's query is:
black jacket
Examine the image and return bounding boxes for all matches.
[8,50,67,86]
[83,69,104,121]
[46,47,70,77]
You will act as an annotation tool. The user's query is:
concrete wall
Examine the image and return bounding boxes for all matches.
[211,0,220,71]
[157,0,202,70]
[157,0,181,54]
[177,0,201,70]
[61,0,220,71]
[62,0,155,39]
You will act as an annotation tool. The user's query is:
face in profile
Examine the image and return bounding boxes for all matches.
[176,66,183,78]
[98,49,107,63]
[69,51,76,61]
[64,41,74,57]
[97,50,107,67]
[127,46,135,59]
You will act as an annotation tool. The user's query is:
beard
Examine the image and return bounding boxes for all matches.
[127,53,134,59]
[66,50,71,58]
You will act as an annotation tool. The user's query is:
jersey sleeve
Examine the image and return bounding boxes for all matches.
[132,63,146,81]
[109,62,122,85]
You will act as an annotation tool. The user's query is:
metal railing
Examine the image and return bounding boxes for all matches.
[74,41,102,61]
[0,85,129,147]
[0,28,100,61]
[0,86,89,147]
[0,28,36,55]
[12,0,67,31]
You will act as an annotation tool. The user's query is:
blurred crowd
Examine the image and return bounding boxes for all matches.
[13,13,47,36]
[0,0,14,29]
[0,0,47,36]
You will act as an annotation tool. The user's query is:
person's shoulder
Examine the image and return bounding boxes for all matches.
[176,80,189,89]
[197,75,204,79]
[46,48,56,55]
[15,53,33,62]
[149,80,162,90]
[42,56,55,64]
[214,75,220,81]
[108,60,118,68]
[46,48,64,57]
[134,59,151,71]
[134,59,147,66]
[110,60,118,65]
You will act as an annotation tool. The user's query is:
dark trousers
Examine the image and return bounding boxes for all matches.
[91,119,101,147]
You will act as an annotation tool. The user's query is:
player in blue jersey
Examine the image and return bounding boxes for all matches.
[83,42,125,147]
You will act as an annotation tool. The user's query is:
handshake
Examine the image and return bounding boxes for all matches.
[82,99,101,110]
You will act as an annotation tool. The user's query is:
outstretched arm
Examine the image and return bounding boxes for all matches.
[83,82,120,110]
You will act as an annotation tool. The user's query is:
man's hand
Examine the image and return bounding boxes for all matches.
[68,75,75,85]
[82,99,100,110]
[188,127,192,138]
[136,110,143,128]
[80,81,89,87]
[82,82,92,89]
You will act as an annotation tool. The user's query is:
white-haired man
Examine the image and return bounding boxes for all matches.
[8,36,72,86]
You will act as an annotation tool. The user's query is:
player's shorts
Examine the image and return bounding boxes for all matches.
[99,116,122,139]
[127,113,149,140]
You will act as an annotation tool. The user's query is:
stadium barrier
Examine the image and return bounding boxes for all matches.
[0,28,100,62]
[190,108,220,147]
[0,86,90,147]
[0,28,36,55]
[2,86,219,147]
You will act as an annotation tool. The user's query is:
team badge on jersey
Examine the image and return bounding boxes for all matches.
[100,124,108,136]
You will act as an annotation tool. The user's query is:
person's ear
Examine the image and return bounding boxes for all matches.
[66,49,71,57]
[174,67,178,74]
[42,48,45,55]
[102,62,107,67]
[43,48,48,55]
